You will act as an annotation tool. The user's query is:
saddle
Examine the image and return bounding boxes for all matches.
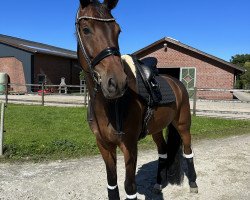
[129,55,175,107]
[133,56,161,106]
[122,55,176,139]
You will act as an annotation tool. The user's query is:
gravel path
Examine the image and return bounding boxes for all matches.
[0,134,249,200]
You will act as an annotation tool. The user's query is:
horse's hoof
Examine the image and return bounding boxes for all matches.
[189,182,198,193]
[153,184,162,194]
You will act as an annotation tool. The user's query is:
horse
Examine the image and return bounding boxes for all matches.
[76,0,198,199]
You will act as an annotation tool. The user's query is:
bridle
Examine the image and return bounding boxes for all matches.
[75,9,121,90]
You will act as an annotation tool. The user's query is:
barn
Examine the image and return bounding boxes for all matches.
[0,34,245,99]
[133,37,245,99]
[0,34,81,93]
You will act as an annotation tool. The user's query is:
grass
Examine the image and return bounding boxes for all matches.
[3,104,97,161]
[2,104,250,162]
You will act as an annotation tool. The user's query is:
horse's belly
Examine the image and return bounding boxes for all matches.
[148,105,177,134]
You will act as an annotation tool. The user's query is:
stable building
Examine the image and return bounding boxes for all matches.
[133,37,245,99]
[0,34,81,93]
[0,34,245,99]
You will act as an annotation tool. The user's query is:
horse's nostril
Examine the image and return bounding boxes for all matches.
[107,78,117,93]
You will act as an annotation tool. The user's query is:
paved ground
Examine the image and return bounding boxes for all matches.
[0,134,249,200]
[190,99,250,119]
[233,91,250,102]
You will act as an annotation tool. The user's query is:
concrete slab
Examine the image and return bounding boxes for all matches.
[233,91,250,102]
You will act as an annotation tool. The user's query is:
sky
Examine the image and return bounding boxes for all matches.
[0,0,249,61]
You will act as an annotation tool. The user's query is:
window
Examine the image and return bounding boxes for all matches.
[180,68,196,98]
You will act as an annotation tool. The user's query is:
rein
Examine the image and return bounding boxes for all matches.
[75,9,121,91]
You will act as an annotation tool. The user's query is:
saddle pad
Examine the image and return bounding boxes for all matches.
[136,70,176,105]
[122,55,176,106]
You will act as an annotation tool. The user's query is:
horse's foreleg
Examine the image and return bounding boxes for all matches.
[96,139,120,200]
[120,143,138,200]
[152,131,168,193]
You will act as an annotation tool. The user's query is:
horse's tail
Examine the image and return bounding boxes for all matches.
[166,123,184,185]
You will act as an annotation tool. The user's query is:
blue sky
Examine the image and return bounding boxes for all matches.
[0,0,249,61]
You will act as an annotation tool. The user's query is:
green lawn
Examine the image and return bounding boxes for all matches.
[2,104,250,162]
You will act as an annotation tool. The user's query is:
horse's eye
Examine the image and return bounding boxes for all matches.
[82,27,91,35]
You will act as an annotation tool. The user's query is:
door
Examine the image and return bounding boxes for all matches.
[180,68,196,98]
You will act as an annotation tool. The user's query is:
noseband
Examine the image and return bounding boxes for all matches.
[75,10,121,88]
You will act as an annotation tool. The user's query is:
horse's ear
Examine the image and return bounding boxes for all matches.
[103,0,119,10]
[79,0,91,8]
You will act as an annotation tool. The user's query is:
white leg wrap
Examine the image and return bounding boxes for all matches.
[126,193,137,199]
[158,153,168,159]
[107,184,118,190]
[183,151,194,159]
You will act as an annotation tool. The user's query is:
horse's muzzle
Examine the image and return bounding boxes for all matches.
[102,76,128,99]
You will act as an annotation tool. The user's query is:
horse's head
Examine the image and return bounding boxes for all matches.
[76,0,127,99]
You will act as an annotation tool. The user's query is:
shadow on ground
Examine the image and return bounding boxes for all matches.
[136,156,188,200]
[136,160,164,200]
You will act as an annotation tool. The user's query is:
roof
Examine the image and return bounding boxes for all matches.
[133,37,245,73]
[0,34,77,59]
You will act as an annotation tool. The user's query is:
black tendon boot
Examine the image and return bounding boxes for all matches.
[107,186,120,200]
[153,157,167,193]
[185,157,198,193]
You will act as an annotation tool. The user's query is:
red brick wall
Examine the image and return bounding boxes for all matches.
[34,54,81,86]
[137,43,235,99]
[0,57,27,92]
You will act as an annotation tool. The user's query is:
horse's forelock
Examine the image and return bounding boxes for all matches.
[80,1,112,18]
[80,0,100,9]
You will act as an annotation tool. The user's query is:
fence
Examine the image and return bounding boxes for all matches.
[191,87,250,117]
[0,102,5,156]
[1,83,250,117]
[0,83,89,106]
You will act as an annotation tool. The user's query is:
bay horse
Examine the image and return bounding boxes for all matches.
[76,0,198,199]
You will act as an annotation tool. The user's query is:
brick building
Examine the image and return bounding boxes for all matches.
[0,34,81,93]
[133,37,245,99]
[0,34,245,99]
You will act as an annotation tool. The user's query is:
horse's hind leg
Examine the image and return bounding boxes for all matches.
[174,118,198,193]
[96,139,120,200]
[152,130,168,193]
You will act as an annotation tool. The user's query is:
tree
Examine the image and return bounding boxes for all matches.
[230,54,250,66]
[241,62,250,89]
[230,54,250,89]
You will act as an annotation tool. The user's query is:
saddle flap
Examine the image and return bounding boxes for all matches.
[140,57,158,68]
[140,64,154,80]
